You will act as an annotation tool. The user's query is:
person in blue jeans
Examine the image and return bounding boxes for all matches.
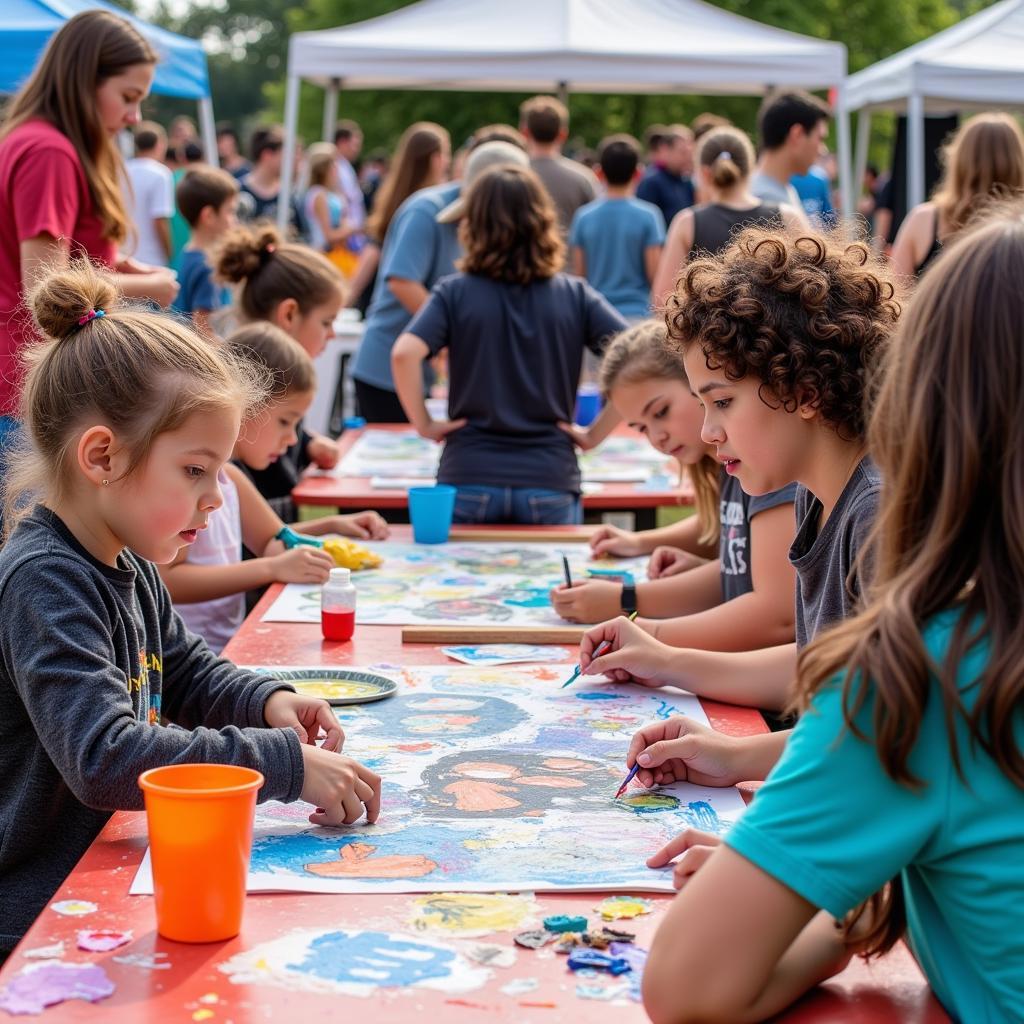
[390,164,627,525]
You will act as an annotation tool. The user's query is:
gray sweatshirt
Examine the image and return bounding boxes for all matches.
[0,507,303,951]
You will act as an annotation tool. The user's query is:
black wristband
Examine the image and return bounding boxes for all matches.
[621,582,638,615]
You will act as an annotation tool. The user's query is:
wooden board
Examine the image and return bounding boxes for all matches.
[401,625,585,645]
[446,527,597,543]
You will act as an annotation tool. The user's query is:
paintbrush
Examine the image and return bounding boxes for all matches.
[560,610,639,689]
[561,553,573,589]
[614,762,641,799]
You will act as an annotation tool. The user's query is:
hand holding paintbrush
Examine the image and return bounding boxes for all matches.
[561,610,639,688]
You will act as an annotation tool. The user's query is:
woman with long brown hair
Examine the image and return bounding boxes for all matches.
[344,122,450,313]
[390,163,627,525]
[0,10,179,426]
[640,207,1024,1023]
[890,111,1024,279]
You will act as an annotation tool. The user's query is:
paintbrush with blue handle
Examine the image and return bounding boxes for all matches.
[615,762,641,799]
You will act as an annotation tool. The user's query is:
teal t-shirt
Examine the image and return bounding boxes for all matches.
[726,608,1024,1023]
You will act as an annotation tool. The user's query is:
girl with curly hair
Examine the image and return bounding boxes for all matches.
[579,227,899,710]
[391,163,627,525]
[639,203,1024,1024]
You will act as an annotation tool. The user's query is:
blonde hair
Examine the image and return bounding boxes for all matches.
[599,320,719,546]
[305,143,337,189]
[933,113,1024,234]
[1,10,156,245]
[4,263,266,535]
[225,322,316,401]
[215,224,343,321]
[698,127,756,190]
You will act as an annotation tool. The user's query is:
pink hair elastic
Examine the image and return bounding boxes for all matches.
[77,308,105,327]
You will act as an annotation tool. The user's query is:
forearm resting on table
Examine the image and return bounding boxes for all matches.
[635,560,723,617]
[659,642,798,714]
[646,589,794,657]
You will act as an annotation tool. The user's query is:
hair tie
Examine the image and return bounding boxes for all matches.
[716,151,733,162]
[264,243,276,255]
[76,308,105,328]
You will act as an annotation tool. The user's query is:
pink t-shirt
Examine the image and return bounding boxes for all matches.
[0,119,118,413]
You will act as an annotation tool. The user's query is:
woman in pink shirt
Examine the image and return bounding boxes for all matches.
[0,10,179,424]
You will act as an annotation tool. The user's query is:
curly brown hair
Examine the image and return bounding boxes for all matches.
[665,228,900,440]
[458,165,564,285]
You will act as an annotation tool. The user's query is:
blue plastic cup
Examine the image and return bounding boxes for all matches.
[574,384,602,427]
[409,485,457,544]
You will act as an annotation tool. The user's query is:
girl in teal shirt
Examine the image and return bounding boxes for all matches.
[642,208,1024,1023]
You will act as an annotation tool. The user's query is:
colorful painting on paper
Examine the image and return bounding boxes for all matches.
[131,666,746,895]
[261,542,649,625]
[332,429,673,484]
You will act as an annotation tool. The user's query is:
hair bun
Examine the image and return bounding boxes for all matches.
[215,225,282,284]
[29,262,118,340]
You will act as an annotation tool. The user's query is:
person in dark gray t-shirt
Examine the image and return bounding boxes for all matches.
[719,471,798,602]
[790,456,882,649]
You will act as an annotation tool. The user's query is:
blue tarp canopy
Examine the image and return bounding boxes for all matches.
[0,0,210,99]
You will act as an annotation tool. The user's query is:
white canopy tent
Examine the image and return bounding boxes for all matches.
[279,0,851,226]
[844,0,1024,209]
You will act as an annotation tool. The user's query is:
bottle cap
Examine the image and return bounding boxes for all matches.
[343,416,367,430]
[328,567,352,583]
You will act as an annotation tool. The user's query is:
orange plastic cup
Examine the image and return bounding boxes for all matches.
[138,764,263,943]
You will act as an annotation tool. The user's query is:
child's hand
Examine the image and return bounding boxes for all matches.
[626,715,750,788]
[307,436,340,470]
[417,418,467,443]
[332,511,390,540]
[300,745,381,826]
[590,524,644,558]
[264,691,344,751]
[648,546,708,579]
[557,421,601,451]
[550,580,622,623]
[579,616,676,685]
[646,828,722,889]
[271,546,335,584]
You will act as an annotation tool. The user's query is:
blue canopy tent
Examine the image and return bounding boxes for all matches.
[0,0,216,158]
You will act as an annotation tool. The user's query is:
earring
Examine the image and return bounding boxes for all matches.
[101,479,109,487]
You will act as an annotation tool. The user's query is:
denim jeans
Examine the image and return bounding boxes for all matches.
[451,485,582,526]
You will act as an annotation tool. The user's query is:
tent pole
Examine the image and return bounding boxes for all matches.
[322,78,340,142]
[279,72,301,232]
[834,81,853,221]
[557,80,569,105]
[197,96,217,166]
[907,91,926,209]
[854,108,871,215]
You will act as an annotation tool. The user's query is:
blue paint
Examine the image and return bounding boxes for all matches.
[567,949,632,975]
[288,930,455,988]
[574,692,626,701]
[682,800,722,832]
[650,698,678,720]
[543,914,588,933]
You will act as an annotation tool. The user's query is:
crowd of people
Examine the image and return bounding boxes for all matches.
[1,9,1024,1023]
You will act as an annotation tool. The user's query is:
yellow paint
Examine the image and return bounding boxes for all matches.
[192,1011,215,1022]
[409,893,537,936]
[595,896,653,921]
[292,679,383,700]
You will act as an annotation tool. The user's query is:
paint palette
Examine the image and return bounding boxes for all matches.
[261,669,397,706]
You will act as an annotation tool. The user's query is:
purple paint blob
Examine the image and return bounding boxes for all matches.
[0,962,115,1015]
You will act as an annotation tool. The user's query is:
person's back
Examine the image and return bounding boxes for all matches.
[790,166,835,227]
[570,134,665,318]
[690,201,782,257]
[417,271,622,490]
[519,94,598,233]
[530,155,599,233]
[571,198,664,317]
[125,129,173,267]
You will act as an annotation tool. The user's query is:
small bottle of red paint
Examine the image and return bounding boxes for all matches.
[321,567,356,642]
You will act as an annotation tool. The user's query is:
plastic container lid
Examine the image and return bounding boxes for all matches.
[328,567,352,583]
